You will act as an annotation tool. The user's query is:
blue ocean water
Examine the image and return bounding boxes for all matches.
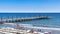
[0,13,60,28]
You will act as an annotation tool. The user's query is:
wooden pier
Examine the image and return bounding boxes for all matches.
[0,16,50,23]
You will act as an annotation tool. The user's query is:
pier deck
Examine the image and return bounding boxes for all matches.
[0,16,50,23]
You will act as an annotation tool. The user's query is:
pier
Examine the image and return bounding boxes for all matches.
[0,16,50,23]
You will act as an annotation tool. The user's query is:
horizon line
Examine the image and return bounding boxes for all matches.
[0,11,60,13]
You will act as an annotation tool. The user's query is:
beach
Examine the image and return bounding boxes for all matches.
[0,23,60,34]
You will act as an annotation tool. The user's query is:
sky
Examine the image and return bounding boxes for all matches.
[0,0,60,13]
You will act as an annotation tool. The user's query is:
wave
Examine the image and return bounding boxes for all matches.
[1,23,60,29]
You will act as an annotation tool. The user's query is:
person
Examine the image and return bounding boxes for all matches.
[37,29,41,32]
[16,32,20,34]
[29,29,34,33]
[16,24,25,30]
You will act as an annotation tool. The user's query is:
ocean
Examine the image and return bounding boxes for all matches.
[0,13,60,28]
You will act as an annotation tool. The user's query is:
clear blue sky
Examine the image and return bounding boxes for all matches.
[0,0,60,12]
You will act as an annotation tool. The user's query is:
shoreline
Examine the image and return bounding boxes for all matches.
[2,23,60,31]
[26,26,60,31]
